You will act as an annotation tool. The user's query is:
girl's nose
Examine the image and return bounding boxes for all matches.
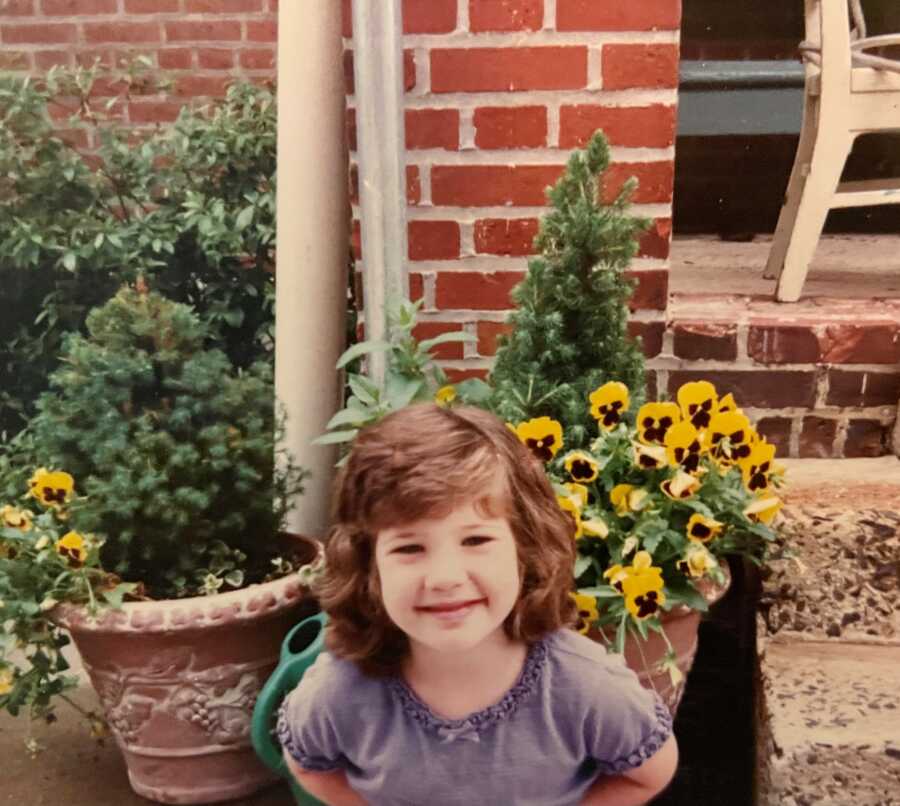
[423,550,467,590]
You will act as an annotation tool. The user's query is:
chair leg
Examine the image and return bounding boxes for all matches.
[773,128,853,302]
[763,93,820,281]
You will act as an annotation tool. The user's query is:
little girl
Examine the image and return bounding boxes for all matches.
[278,404,677,806]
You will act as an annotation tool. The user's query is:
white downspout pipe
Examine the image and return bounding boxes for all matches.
[275,3,348,537]
[352,0,408,388]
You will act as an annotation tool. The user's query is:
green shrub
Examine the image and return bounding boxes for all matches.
[0,60,277,439]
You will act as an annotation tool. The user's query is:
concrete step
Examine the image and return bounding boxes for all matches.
[755,458,900,806]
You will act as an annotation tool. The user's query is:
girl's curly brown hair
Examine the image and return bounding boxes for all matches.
[314,403,577,677]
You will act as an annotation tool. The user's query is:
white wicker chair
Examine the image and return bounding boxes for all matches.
[765,0,900,301]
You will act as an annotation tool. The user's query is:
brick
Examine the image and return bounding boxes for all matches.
[477,321,513,356]
[844,420,889,458]
[819,324,900,364]
[408,221,460,261]
[84,21,161,43]
[56,128,90,149]
[407,165,421,204]
[559,104,676,148]
[409,272,425,302]
[435,271,523,311]
[432,165,563,206]
[827,370,900,407]
[673,322,738,361]
[627,321,664,359]
[129,99,182,123]
[0,0,33,14]
[800,417,837,458]
[748,325,820,364]
[431,47,587,93]
[159,48,193,69]
[411,322,465,360]
[239,48,275,70]
[602,44,679,90]
[469,0,543,32]
[638,218,672,259]
[473,106,547,149]
[405,108,459,150]
[668,371,818,409]
[344,49,416,94]
[557,0,681,31]
[474,218,539,256]
[346,108,357,151]
[246,19,277,41]
[602,162,674,204]
[755,417,791,457]
[174,74,231,97]
[446,368,490,383]
[1,23,76,44]
[198,48,234,70]
[403,0,456,33]
[351,220,361,260]
[33,50,71,69]
[0,51,30,70]
[125,0,179,10]
[626,269,668,311]
[186,0,264,11]
[43,0,117,13]
[342,0,352,37]
[166,20,242,42]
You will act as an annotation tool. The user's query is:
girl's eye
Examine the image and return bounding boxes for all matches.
[463,536,493,547]
[392,544,423,555]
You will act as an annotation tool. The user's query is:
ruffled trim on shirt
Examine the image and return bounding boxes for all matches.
[594,695,674,776]
[276,699,342,772]
[387,637,549,744]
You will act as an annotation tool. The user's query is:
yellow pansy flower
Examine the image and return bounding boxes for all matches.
[739,441,778,494]
[664,420,705,474]
[434,385,456,407]
[564,451,599,483]
[556,495,583,540]
[0,667,14,696]
[686,513,724,543]
[677,543,717,578]
[716,392,739,414]
[28,468,75,509]
[564,483,589,509]
[570,591,599,635]
[621,552,666,620]
[677,381,718,430]
[603,563,628,592]
[610,484,648,517]
[636,402,681,445]
[55,531,88,568]
[660,470,701,500]
[705,410,755,469]
[632,442,668,470]
[1,505,32,532]
[744,495,783,525]
[514,417,564,463]
[581,517,609,539]
[589,381,629,431]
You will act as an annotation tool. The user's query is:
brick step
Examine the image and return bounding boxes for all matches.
[643,291,900,458]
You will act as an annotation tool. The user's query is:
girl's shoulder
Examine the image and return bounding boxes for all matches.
[543,627,631,673]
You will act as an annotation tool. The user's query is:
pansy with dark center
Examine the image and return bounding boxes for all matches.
[589,381,630,431]
[636,402,681,445]
[513,416,564,463]
[620,552,666,621]
[664,421,705,474]
[564,451,599,483]
[569,592,599,635]
[686,513,723,543]
[55,531,88,568]
[677,381,719,430]
[705,410,755,468]
[28,468,74,509]
[740,441,777,494]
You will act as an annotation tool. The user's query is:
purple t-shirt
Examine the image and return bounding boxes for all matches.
[277,627,672,806]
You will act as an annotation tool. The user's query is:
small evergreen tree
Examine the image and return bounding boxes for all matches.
[489,131,649,448]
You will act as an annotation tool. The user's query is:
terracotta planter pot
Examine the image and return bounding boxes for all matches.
[55,535,321,805]
[589,566,731,715]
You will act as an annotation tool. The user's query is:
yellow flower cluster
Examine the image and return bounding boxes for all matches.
[603,551,666,621]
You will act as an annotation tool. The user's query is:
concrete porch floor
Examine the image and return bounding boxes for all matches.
[670,234,900,299]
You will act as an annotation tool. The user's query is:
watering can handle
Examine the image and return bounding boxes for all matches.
[251,611,328,776]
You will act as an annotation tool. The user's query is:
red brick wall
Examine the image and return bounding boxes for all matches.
[343,0,680,387]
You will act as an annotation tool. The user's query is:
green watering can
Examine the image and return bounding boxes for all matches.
[251,610,329,806]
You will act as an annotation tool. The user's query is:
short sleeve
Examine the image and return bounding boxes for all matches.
[276,652,346,772]
[582,652,673,776]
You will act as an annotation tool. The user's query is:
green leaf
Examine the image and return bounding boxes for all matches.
[235,206,254,230]
[574,554,592,578]
[418,331,476,353]
[311,429,359,446]
[325,407,373,430]
[99,582,138,609]
[336,340,392,370]
[455,378,492,404]
[384,375,423,410]
[61,252,76,271]
[347,375,379,406]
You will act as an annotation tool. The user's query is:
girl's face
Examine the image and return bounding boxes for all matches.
[374,496,521,658]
